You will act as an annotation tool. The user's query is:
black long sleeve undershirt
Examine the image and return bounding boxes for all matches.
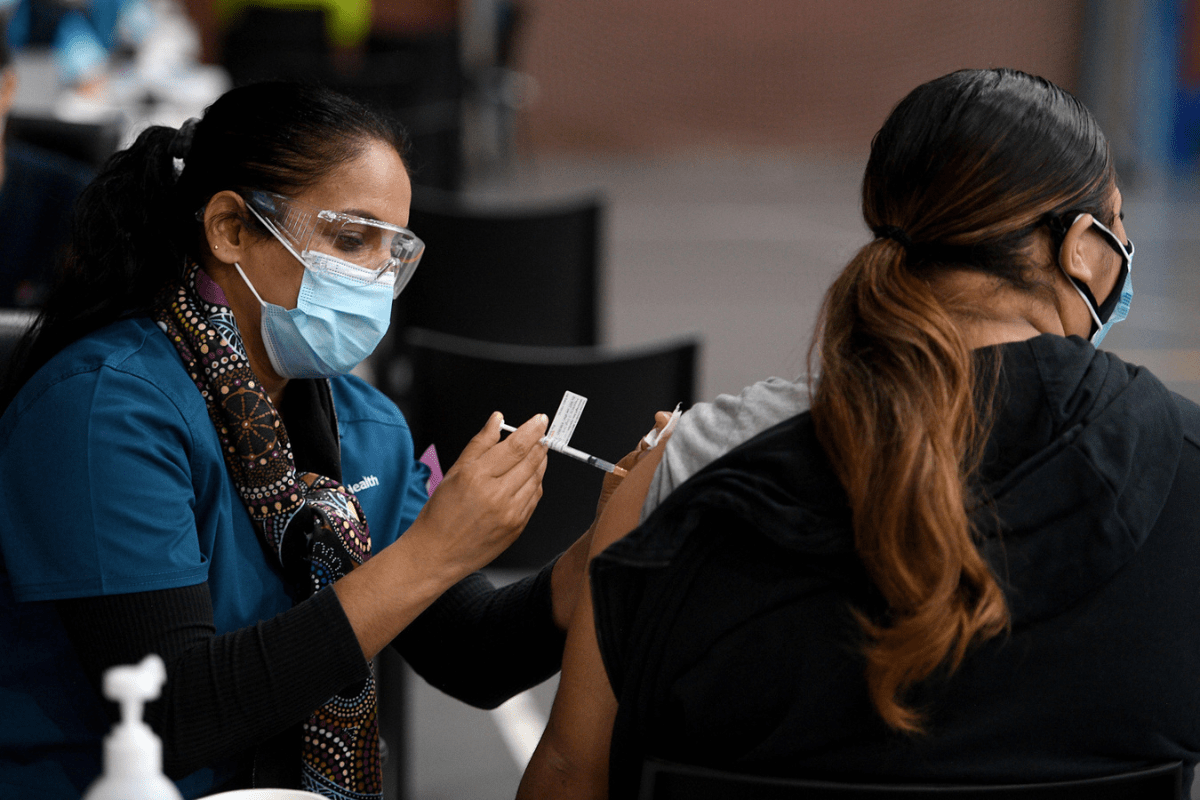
[395,563,566,709]
[56,584,367,780]
[55,562,564,783]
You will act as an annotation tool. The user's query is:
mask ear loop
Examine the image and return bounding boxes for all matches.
[233,261,271,308]
[1088,217,1134,264]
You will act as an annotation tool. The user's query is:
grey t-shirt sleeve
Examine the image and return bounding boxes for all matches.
[640,376,809,521]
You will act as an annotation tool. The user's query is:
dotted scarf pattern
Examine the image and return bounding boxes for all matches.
[154,263,382,799]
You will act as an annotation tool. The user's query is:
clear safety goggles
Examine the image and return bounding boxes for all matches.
[242,190,425,298]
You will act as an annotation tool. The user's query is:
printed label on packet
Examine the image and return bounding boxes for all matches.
[546,390,587,446]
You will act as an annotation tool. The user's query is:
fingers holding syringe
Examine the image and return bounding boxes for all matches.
[456,411,504,466]
[407,416,547,576]
[458,412,548,475]
[482,413,549,478]
[494,422,549,504]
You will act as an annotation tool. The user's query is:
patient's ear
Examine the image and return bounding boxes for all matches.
[1058,213,1101,284]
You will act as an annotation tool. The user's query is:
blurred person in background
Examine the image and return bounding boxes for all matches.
[4,0,134,109]
[4,0,218,122]
[0,16,93,307]
[519,68,1200,798]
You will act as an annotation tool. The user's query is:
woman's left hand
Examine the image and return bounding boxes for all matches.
[592,410,673,519]
[549,411,676,630]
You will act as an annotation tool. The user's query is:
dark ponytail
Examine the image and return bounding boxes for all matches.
[809,68,1116,732]
[2,82,405,410]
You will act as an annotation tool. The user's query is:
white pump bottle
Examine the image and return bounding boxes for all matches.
[82,653,184,800]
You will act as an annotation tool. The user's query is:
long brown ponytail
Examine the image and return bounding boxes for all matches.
[810,69,1116,732]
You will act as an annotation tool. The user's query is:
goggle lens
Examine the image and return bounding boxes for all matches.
[245,191,425,296]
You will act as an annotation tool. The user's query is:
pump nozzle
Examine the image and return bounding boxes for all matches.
[104,653,166,726]
[82,653,183,800]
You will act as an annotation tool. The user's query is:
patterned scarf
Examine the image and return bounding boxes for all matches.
[154,263,382,799]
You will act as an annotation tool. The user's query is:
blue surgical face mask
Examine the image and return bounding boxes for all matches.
[235,254,395,379]
[1059,214,1134,348]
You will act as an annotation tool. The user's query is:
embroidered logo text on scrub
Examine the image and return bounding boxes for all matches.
[348,475,380,494]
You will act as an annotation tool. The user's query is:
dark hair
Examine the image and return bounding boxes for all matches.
[808,69,1115,732]
[2,82,406,409]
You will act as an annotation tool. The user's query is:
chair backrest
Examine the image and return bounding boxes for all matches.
[0,309,38,375]
[330,33,464,191]
[403,328,698,569]
[7,114,121,170]
[638,759,1183,800]
[220,6,331,86]
[395,188,602,348]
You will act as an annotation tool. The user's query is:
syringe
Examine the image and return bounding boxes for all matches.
[500,422,628,477]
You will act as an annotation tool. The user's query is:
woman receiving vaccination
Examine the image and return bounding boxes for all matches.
[520,68,1200,798]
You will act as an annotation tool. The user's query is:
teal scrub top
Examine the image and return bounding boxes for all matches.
[0,317,430,798]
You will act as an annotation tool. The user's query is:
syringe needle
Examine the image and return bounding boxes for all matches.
[499,422,628,477]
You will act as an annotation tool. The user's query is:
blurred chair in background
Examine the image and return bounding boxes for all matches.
[329,31,464,191]
[398,188,601,345]
[0,307,38,372]
[380,188,603,405]
[217,4,334,85]
[402,327,698,570]
[215,0,464,190]
[353,1,463,190]
[6,112,119,167]
[637,758,1183,800]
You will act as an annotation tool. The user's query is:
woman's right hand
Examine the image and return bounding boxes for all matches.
[406,411,550,580]
[334,412,548,661]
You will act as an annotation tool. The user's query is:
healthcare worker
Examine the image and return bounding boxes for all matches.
[0,81,618,799]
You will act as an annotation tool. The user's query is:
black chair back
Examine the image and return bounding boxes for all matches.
[331,34,465,192]
[404,328,697,569]
[638,759,1183,800]
[396,188,602,348]
[0,309,38,374]
[220,6,331,86]
[7,114,120,170]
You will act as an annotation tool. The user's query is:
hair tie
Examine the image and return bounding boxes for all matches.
[872,225,913,249]
[169,117,200,161]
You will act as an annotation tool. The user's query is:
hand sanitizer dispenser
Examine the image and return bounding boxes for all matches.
[82,653,184,800]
